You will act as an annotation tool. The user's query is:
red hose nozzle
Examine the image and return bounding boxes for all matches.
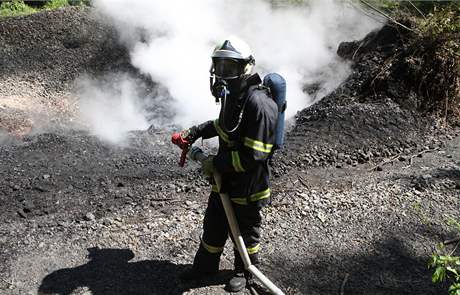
[171,132,190,167]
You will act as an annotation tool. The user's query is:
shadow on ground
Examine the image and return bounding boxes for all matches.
[273,237,448,295]
[37,247,231,295]
[396,165,460,191]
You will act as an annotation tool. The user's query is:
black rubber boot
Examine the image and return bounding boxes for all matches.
[226,271,247,292]
[180,244,221,281]
[225,248,259,292]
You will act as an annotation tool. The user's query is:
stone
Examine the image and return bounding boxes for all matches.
[84,212,96,221]
[17,209,27,218]
[317,212,327,223]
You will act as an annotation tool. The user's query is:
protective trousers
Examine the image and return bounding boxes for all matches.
[192,192,262,273]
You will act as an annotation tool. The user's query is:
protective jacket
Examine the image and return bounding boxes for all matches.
[194,74,278,207]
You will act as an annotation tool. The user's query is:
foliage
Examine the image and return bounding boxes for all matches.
[416,5,460,122]
[406,1,459,14]
[69,0,91,6]
[0,0,89,17]
[358,1,460,122]
[43,0,69,10]
[361,0,460,15]
[419,5,460,36]
[358,0,460,34]
[430,219,460,295]
[0,0,36,17]
[375,0,399,11]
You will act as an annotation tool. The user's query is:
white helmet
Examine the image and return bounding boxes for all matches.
[210,36,255,79]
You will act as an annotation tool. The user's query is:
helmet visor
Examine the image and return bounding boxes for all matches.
[212,58,244,79]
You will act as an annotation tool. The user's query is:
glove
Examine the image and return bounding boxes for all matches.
[180,126,199,144]
[201,156,215,178]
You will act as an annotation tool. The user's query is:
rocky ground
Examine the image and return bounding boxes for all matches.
[0,7,459,295]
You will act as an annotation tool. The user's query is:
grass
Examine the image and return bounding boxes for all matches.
[0,0,36,17]
[44,0,69,10]
[0,0,89,18]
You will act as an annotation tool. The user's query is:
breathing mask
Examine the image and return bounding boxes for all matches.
[209,37,255,132]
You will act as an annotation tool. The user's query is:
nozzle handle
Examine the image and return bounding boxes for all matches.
[179,148,188,167]
[189,146,207,163]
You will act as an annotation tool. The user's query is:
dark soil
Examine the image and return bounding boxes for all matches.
[0,7,132,92]
[338,24,460,122]
[0,130,199,222]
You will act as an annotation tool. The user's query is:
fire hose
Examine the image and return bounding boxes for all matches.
[185,144,285,295]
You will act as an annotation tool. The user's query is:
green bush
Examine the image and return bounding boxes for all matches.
[359,1,459,123]
[0,0,36,17]
[360,0,460,15]
[419,5,460,35]
[430,219,460,295]
[44,0,69,10]
[407,1,460,14]
[0,0,89,17]
[69,0,91,6]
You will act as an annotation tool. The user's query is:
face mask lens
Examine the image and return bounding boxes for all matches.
[213,58,243,79]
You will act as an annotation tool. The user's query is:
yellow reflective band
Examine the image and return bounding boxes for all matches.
[248,188,271,202]
[243,137,273,153]
[231,198,248,205]
[233,244,261,254]
[211,185,219,192]
[247,244,260,255]
[202,240,224,254]
[231,151,245,173]
[231,188,271,205]
[213,119,229,143]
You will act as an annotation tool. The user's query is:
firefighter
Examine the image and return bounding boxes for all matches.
[180,37,278,292]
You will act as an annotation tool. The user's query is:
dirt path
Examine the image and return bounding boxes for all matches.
[0,129,458,295]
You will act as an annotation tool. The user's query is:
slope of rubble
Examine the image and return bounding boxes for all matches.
[274,24,456,176]
[0,7,133,137]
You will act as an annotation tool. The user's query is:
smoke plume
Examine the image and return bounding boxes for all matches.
[83,0,382,142]
[77,75,150,143]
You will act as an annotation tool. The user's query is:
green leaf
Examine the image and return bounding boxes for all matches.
[447,266,460,277]
[449,283,460,295]
[433,266,447,283]
[429,255,438,268]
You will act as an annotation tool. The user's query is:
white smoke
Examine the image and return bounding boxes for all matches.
[0,128,17,145]
[76,75,150,143]
[83,0,382,142]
